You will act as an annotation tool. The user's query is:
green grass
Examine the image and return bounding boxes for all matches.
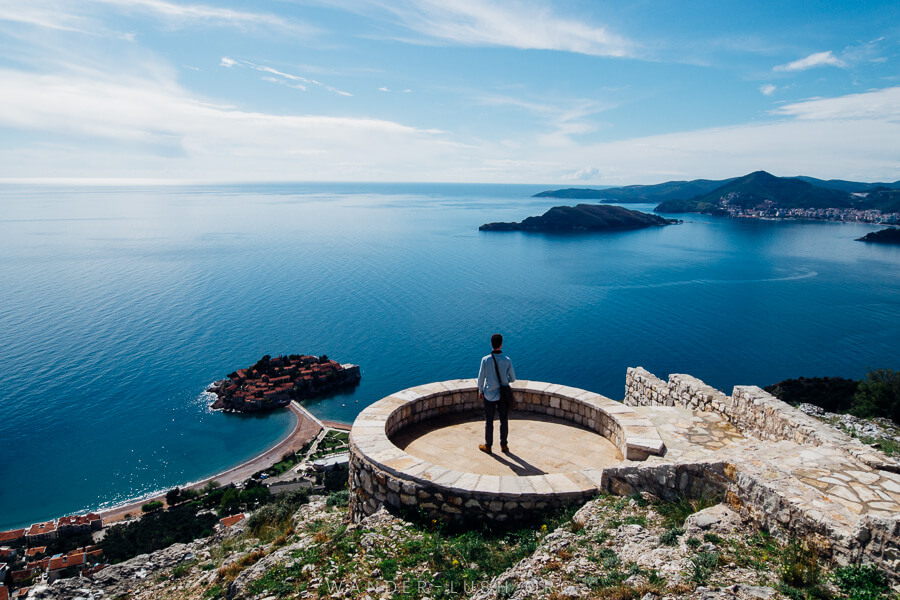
[690,551,719,585]
[703,532,723,545]
[654,493,721,529]
[659,527,684,546]
[832,564,892,600]
[242,503,578,600]
[857,435,899,457]
[623,515,647,527]
[171,559,197,579]
[308,430,351,461]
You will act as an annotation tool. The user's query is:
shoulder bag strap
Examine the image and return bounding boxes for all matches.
[491,353,504,385]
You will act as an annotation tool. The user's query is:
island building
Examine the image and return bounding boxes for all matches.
[208,354,361,412]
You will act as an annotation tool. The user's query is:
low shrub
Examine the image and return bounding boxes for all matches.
[831,564,891,600]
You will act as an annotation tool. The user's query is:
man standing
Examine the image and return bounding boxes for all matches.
[477,333,516,454]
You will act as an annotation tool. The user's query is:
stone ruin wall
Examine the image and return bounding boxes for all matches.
[624,366,900,578]
[624,366,896,471]
[349,372,900,579]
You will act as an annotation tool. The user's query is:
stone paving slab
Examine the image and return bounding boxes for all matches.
[392,411,623,476]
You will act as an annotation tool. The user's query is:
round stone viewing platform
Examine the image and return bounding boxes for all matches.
[349,379,666,523]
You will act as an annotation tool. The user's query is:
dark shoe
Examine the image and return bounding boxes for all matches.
[478,444,492,454]
[500,444,510,453]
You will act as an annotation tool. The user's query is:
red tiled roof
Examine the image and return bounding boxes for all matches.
[0,529,25,543]
[0,585,9,600]
[26,521,55,536]
[67,553,86,567]
[11,569,35,582]
[25,547,46,557]
[48,556,65,571]
[0,549,14,558]
[219,513,245,528]
[59,514,93,527]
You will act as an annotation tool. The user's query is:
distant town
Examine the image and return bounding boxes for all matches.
[0,421,351,599]
[0,513,105,598]
[722,204,900,224]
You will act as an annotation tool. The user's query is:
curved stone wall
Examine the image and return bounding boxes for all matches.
[349,379,665,523]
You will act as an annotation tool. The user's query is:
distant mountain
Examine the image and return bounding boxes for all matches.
[858,188,900,213]
[793,177,900,193]
[655,171,854,214]
[479,204,675,232]
[534,174,900,215]
[533,178,735,203]
[856,227,900,245]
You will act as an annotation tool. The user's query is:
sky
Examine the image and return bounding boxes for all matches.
[0,0,898,184]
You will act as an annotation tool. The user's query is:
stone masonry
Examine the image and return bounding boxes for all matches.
[350,371,900,580]
[623,366,900,580]
[349,379,665,524]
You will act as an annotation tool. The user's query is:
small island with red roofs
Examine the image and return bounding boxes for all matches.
[207,354,361,412]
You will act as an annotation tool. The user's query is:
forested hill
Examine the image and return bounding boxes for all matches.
[534,172,900,214]
[532,178,735,203]
[656,171,854,213]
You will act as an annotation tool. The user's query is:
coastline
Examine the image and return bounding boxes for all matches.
[98,402,324,525]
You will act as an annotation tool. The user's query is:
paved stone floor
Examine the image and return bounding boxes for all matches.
[392,411,624,476]
[634,405,900,519]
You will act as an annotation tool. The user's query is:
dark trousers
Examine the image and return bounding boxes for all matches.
[484,396,509,447]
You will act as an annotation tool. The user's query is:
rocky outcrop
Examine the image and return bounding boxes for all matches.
[479,204,676,232]
[856,227,900,244]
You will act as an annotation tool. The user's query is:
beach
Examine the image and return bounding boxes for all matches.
[99,402,325,524]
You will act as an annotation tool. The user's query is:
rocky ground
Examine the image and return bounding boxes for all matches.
[27,490,880,600]
[799,404,900,456]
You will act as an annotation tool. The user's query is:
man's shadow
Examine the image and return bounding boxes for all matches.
[486,449,545,476]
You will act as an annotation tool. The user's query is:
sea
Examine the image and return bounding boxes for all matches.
[2,182,899,530]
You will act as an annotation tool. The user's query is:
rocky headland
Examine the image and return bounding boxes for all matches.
[479,204,676,232]
[208,354,360,413]
[856,227,900,245]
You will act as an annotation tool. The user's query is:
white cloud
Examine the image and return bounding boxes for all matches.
[0,63,898,184]
[0,0,313,37]
[772,86,900,121]
[0,1,93,33]
[563,166,605,181]
[0,66,453,181]
[319,0,633,57]
[221,58,353,96]
[88,0,303,31]
[774,50,846,72]
[759,84,776,96]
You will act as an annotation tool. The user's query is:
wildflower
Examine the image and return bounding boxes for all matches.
[541,524,547,532]
[452,559,459,566]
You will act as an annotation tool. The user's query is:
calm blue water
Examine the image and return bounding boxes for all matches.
[2,183,899,529]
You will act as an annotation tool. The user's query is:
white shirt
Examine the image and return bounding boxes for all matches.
[477,352,516,401]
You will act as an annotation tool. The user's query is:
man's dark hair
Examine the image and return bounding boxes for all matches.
[491,333,503,350]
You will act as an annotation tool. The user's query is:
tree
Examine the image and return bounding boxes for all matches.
[852,368,900,423]
[165,487,181,506]
[218,488,241,516]
[141,501,163,513]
